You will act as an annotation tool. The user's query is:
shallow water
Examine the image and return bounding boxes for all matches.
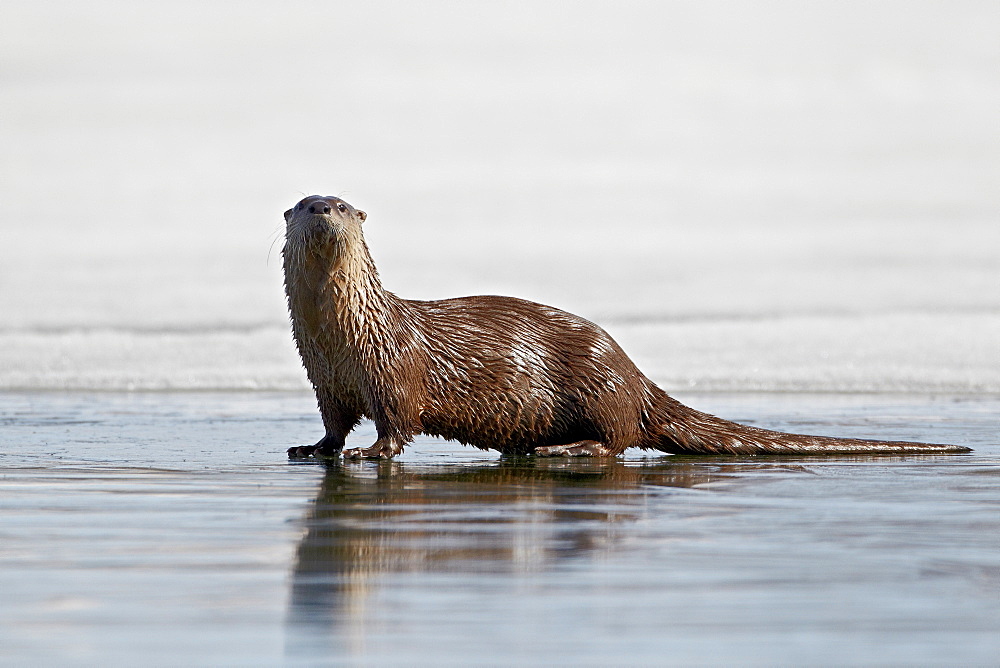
[1,391,997,666]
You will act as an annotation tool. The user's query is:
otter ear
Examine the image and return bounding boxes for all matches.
[357,210,367,223]
[283,208,293,222]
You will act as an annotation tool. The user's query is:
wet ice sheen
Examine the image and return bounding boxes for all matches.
[0,392,997,666]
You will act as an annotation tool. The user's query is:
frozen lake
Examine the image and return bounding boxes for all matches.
[1,2,998,665]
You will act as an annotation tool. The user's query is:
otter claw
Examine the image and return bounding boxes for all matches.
[288,445,343,460]
[343,439,404,460]
[534,441,612,457]
[342,447,385,460]
[342,449,394,460]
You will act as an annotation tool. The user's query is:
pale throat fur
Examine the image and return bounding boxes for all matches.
[282,196,419,441]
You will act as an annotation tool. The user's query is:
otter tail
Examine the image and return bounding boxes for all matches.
[650,395,971,455]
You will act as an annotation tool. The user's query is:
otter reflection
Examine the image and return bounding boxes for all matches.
[286,456,725,648]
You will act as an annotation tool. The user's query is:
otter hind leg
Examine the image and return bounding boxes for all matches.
[343,437,406,460]
[534,440,614,457]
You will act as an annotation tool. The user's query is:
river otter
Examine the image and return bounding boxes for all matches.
[283,195,970,459]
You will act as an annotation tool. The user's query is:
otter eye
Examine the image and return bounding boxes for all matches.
[337,203,347,213]
[296,202,304,211]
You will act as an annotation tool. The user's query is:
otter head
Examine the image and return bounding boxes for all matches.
[284,195,368,252]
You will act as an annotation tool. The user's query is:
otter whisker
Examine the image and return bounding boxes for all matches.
[266,225,284,267]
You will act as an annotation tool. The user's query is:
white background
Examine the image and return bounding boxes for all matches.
[1,1,997,390]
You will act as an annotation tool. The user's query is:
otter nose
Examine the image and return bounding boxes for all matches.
[308,201,333,215]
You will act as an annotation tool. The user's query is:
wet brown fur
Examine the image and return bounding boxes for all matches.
[283,195,971,459]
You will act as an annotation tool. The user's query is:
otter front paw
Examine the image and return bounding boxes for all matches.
[287,445,317,459]
[534,440,613,457]
[287,435,344,460]
[343,438,405,460]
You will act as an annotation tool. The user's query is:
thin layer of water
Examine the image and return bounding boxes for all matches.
[0,392,997,665]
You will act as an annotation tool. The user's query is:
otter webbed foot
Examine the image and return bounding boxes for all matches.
[287,434,344,460]
[534,440,613,457]
[343,438,405,460]
[287,445,317,459]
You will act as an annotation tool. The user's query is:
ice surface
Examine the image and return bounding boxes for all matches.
[1,1,997,391]
[1,392,998,665]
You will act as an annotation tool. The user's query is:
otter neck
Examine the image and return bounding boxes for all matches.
[285,230,396,347]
